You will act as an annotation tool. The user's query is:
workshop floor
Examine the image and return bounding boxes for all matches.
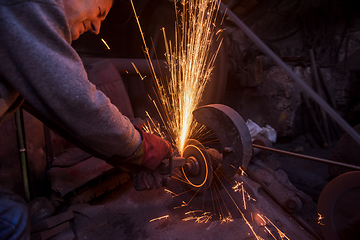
[52,134,335,240]
[67,133,335,240]
[71,178,315,240]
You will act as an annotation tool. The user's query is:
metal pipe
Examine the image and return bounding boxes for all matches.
[220,3,360,146]
[252,144,360,171]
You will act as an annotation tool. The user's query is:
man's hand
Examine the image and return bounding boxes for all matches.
[131,128,173,191]
[119,127,173,190]
[132,169,163,191]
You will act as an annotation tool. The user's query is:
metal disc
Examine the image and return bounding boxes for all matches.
[182,139,213,191]
[317,171,360,240]
[193,104,253,178]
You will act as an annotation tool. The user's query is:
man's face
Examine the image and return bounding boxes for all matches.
[62,0,113,41]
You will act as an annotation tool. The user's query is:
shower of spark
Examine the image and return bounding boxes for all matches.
[142,111,167,139]
[160,0,223,153]
[130,1,293,239]
[130,0,223,154]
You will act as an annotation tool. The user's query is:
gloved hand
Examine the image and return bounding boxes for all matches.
[132,169,163,191]
[122,127,172,170]
[137,127,173,170]
[120,127,172,190]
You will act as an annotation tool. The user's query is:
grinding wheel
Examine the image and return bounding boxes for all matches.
[193,104,252,179]
[182,139,213,192]
[317,171,360,240]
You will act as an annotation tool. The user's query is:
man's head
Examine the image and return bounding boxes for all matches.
[62,0,114,41]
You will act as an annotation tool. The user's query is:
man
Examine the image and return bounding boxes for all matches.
[0,0,172,239]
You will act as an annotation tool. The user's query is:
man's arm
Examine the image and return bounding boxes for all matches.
[0,0,141,159]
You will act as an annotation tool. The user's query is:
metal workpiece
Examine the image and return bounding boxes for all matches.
[193,104,253,179]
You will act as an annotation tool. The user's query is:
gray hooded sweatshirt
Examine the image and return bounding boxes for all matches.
[0,0,141,160]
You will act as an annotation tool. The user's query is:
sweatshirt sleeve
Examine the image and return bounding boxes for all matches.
[0,0,141,159]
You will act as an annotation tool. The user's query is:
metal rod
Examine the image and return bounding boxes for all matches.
[253,144,360,171]
[220,3,360,146]
[15,109,31,202]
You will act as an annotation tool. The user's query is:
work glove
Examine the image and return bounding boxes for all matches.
[125,127,173,190]
[135,127,173,170]
[132,165,172,191]
[132,169,163,191]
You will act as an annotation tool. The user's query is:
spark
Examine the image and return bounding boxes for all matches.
[232,181,247,209]
[232,181,256,209]
[160,0,223,154]
[101,38,110,50]
[242,184,246,209]
[317,213,325,226]
[220,213,234,224]
[149,215,169,222]
[183,211,212,223]
[264,226,277,240]
[165,189,178,197]
[185,210,203,215]
[130,0,223,154]
[256,214,267,226]
[171,175,190,184]
[174,201,189,209]
[142,110,166,139]
[238,167,247,176]
[131,1,289,238]
[131,62,146,80]
[214,173,263,239]
[263,215,291,240]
